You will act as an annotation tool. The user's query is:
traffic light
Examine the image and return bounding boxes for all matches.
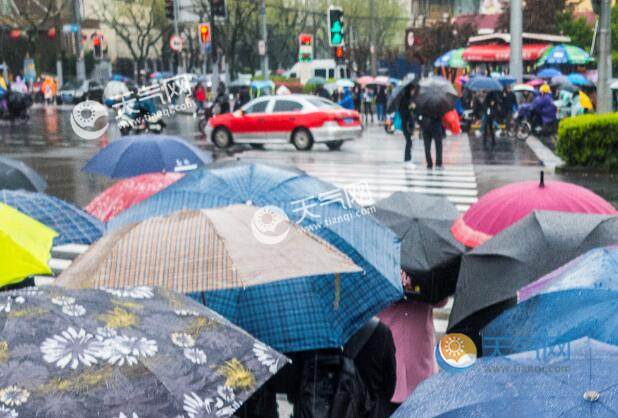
[334,46,345,64]
[198,22,211,46]
[328,6,344,47]
[211,0,227,20]
[165,0,174,20]
[298,33,313,63]
[92,34,102,59]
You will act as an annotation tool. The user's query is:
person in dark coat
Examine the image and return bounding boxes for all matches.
[418,114,444,169]
[234,86,251,111]
[482,90,501,145]
[315,85,330,99]
[352,84,362,112]
[375,86,387,122]
[348,319,397,418]
[399,85,417,165]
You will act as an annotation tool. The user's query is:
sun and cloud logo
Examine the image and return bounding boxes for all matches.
[436,333,477,372]
[251,205,291,245]
[70,100,109,140]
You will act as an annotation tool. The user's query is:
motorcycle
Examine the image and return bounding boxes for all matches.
[197,101,214,135]
[512,102,558,142]
[117,98,165,136]
[0,91,32,122]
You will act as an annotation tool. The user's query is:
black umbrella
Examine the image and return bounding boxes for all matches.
[386,73,419,113]
[415,76,457,118]
[550,75,579,93]
[448,211,618,348]
[372,192,465,303]
[0,156,47,192]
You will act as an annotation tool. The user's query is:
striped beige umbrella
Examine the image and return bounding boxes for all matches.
[57,204,361,292]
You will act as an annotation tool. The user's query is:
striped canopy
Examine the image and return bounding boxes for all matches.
[536,44,593,66]
[0,189,104,245]
[57,205,366,352]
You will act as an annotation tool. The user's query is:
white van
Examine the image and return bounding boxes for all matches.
[285,59,348,84]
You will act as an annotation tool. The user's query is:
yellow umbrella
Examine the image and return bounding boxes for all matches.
[0,203,57,287]
[579,90,593,111]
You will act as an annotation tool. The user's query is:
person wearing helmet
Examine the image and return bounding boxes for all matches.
[531,84,557,133]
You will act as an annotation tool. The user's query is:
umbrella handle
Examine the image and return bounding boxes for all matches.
[333,273,340,310]
[540,171,545,188]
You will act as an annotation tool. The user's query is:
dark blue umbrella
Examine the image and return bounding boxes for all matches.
[0,156,47,192]
[83,135,212,179]
[492,75,516,86]
[482,246,618,353]
[0,189,104,245]
[393,337,618,418]
[537,68,562,79]
[107,161,403,351]
[465,76,503,92]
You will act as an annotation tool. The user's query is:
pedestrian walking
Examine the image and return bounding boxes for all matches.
[362,87,374,125]
[338,87,355,110]
[418,113,444,169]
[376,86,387,122]
[193,81,206,112]
[482,90,501,146]
[398,84,417,166]
[331,88,340,103]
[315,84,330,99]
[353,84,362,112]
[379,271,448,414]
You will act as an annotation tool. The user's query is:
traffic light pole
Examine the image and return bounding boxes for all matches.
[509,0,523,82]
[260,0,269,79]
[173,0,185,73]
[597,0,612,113]
[209,0,219,94]
[369,0,377,77]
[73,0,86,81]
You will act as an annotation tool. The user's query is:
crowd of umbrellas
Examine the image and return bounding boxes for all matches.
[1,131,618,416]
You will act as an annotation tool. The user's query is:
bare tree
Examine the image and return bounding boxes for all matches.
[96,0,167,82]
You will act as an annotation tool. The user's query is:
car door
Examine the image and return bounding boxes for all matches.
[233,98,270,142]
[269,98,304,140]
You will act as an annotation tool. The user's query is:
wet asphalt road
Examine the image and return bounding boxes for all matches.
[0,106,616,208]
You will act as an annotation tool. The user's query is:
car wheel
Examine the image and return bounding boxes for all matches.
[250,144,265,150]
[291,128,314,151]
[212,127,233,149]
[326,140,343,151]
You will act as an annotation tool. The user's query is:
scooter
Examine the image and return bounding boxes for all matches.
[0,91,32,123]
[513,102,558,142]
[117,98,165,136]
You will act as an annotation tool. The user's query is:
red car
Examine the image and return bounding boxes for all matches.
[205,94,362,151]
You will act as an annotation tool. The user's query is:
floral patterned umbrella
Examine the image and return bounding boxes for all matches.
[0,286,287,417]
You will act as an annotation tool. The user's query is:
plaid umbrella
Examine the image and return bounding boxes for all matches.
[85,173,184,222]
[0,156,47,192]
[0,286,287,417]
[0,190,104,245]
[58,205,372,352]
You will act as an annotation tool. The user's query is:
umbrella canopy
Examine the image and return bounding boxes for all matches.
[551,75,579,92]
[373,76,390,86]
[392,337,618,418]
[512,83,536,93]
[356,75,375,85]
[85,173,183,222]
[229,79,251,88]
[434,48,466,68]
[372,192,464,303]
[451,174,617,248]
[0,190,104,245]
[59,205,365,352]
[0,203,57,287]
[386,73,419,113]
[0,286,287,417]
[83,135,212,179]
[448,211,618,334]
[389,77,401,86]
[567,72,593,87]
[0,156,47,192]
[537,44,593,66]
[525,78,545,87]
[464,76,503,92]
[492,75,516,86]
[415,76,457,117]
[537,68,562,78]
[579,90,594,110]
[306,76,326,85]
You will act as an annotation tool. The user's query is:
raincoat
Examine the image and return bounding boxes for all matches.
[338,88,355,110]
[531,94,557,125]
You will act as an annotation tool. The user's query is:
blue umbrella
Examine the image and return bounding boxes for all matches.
[492,75,517,86]
[394,337,618,417]
[0,156,47,192]
[0,189,104,245]
[482,246,618,353]
[568,72,593,87]
[465,76,503,92]
[83,135,212,179]
[108,161,402,351]
[537,68,562,78]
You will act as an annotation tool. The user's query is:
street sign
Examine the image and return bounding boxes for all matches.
[258,40,266,56]
[169,34,183,52]
[298,33,313,62]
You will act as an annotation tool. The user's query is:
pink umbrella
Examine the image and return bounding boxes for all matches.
[451,172,617,248]
[357,75,375,85]
[525,78,545,87]
[85,173,183,222]
[373,76,390,86]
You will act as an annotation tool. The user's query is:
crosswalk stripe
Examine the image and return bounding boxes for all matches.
[308,175,477,190]
[304,170,478,184]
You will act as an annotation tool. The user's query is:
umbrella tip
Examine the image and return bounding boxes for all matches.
[539,171,545,188]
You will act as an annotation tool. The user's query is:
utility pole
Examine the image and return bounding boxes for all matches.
[509,0,523,82]
[597,0,612,113]
[173,0,185,73]
[74,0,86,80]
[260,0,269,79]
[209,0,219,94]
[370,0,377,76]
[54,0,63,87]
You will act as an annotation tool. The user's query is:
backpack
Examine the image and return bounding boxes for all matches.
[294,320,378,418]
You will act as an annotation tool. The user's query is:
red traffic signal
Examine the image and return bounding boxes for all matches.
[198,23,211,45]
[8,29,21,40]
[335,46,344,58]
[299,33,312,46]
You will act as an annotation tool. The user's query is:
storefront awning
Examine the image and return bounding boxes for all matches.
[463,43,549,62]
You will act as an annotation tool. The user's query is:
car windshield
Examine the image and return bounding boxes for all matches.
[307,98,339,109]
[62,80,81,90]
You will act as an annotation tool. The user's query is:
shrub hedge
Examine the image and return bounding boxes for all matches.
[557,113,618,171]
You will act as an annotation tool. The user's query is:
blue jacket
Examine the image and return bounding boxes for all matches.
[338,90,355,110]
[532,94,557,124]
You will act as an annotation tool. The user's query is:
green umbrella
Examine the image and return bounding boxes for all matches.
[536,44,593,67]
[434,48,467,69]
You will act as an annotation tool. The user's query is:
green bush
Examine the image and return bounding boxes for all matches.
[556,113,618,171]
